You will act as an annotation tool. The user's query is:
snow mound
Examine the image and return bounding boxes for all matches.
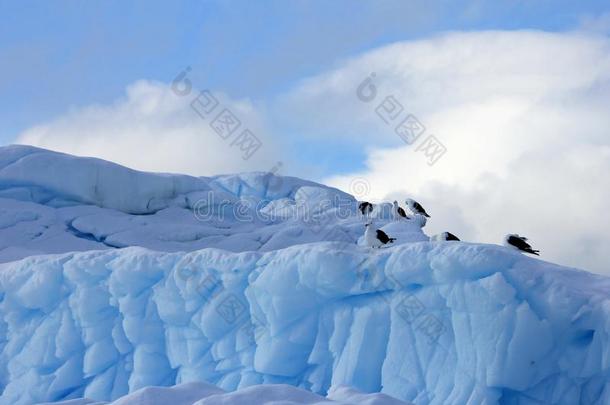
[0,145,338,215]
[0,145,426,263]
[1,242,609,404]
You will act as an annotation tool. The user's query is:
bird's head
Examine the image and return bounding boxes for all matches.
[405,198,414,206]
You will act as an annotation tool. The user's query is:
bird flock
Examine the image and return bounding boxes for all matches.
[358,199,540,256]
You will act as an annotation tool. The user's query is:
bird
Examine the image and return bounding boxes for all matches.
[358,201,374,216]
[393,200,409,220]
[364,222,396,248]
[431,232,460,241]
[504,234,540,256]
[405,198,430,218]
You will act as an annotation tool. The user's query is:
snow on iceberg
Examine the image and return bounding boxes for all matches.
[2,145,406,262]
[0,145,337,215]
[1,241,609,405]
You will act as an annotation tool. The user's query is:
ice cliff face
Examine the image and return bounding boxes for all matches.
[0,145,608,405]
[1,242,609,404]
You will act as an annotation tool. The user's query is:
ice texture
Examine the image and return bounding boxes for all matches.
[0,242,609,404]
[40,381,412,405]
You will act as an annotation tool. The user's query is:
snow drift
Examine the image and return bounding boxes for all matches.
[0,145,609,405]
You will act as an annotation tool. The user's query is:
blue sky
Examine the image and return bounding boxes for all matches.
[1,0,609,145]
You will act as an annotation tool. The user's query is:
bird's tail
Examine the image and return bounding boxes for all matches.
[526,249,540,256]
[389,238,396,243]
[424,213,431,218]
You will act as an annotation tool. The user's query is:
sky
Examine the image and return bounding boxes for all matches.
[2,0,610,274]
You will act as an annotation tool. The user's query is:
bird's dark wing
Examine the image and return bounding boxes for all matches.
[397,207,408,218]
[508,235,533,251]
[376,229,390,244]
[445,232,460,241]
[413,201,430,217]
[359,202,371,214]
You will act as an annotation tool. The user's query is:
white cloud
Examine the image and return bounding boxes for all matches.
[279,30,610,274]
[16,80,281,176]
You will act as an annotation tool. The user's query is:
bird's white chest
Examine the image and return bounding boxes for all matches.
[365,227,381,247]
[406,204,416,214]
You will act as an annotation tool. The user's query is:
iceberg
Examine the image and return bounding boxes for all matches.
[0,146,608,404]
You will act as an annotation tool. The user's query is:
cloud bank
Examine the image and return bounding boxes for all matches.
[17,80,280,176]
[279,30,610,274]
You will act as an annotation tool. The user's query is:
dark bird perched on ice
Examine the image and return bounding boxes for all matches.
[432,232,460,242]
[504,234,540,256]
[358,201,373,216]
[364,222,396,248]
[405,198,431,218]
[393,200,409,220]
